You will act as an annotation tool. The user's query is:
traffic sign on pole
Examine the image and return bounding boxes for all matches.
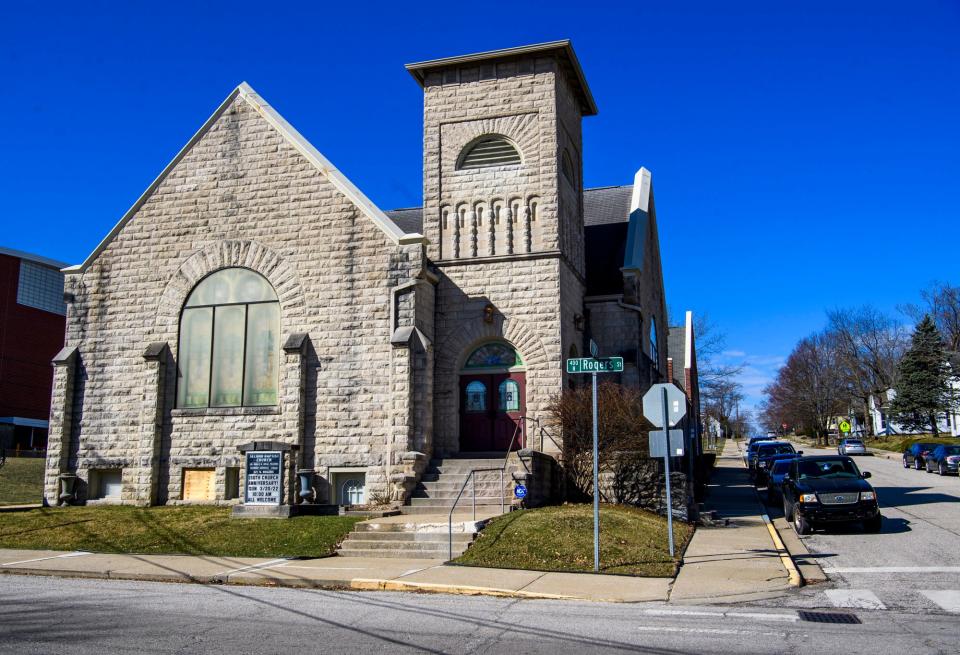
[642,383,687,428]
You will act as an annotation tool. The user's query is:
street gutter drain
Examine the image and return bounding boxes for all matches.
[798,611,861,625]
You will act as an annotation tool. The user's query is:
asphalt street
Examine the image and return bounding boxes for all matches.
[2,575,959,655]
[768,443,960,615]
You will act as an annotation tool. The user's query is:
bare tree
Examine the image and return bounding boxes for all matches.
[692,313,744,438]
[826,306,908,435]
[762,331,847,445]
[901,282,960,352]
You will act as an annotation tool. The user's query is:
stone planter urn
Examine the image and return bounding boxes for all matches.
[58,474,78,505]
[296,469,316,504]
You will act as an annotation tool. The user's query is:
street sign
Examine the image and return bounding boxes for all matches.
[839,420,851,434]
[514,484,527,499]
[649,429,685,458]
[642,383,687,428]
[566,357,624,374]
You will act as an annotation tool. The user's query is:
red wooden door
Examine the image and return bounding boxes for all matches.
[459,372,525,452]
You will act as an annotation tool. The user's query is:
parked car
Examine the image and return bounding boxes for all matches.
[743,439,775,465]
[902,442,939,470]
[782,456,882,535]
[753,443,800,485]
[838,438,867,456]
[746,440,782,474]
[923,445,960,475]
[765,458,796,505]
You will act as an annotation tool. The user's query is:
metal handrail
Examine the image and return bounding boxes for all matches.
[447,419,524,560]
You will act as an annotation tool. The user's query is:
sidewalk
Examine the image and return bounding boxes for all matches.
[0,548,670,602]
[669,443,795,604]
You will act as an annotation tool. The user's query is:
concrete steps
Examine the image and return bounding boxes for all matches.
[337,515,489,559]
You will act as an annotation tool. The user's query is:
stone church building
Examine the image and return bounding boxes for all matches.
[44,41,678,508]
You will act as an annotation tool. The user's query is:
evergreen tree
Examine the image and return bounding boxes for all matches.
[889,315,950,435]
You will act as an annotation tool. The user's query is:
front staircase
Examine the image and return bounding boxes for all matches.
[336,455,523,559]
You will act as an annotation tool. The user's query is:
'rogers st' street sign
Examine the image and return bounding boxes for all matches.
[565,357,624,374]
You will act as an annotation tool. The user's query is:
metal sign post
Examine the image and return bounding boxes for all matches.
[565,339,622,573]
[642,382,687,559]
[592,368,599,572]
[660,386,675,557]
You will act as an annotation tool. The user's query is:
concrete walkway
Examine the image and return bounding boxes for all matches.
[0,549,670,602]
[670,444,794,604]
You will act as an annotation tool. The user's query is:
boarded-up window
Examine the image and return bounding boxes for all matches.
[183,468,216,501]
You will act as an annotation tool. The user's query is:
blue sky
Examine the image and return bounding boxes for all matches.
[2,1,958,414]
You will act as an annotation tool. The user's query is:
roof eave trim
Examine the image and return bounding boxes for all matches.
[71,82,412,273]
[405,39,598,116]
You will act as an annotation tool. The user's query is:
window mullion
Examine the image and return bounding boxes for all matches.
[240,303,249,407]
[207,306,216,408]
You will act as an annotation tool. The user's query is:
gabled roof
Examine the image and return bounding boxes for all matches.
[405,40,598,117]
[65,83,424,273]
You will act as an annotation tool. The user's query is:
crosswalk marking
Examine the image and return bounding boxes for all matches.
[824,589,886,610]
[920,590,960,613]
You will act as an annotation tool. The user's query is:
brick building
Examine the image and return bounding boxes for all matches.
[0,247,67,453]
[44,41,691,507]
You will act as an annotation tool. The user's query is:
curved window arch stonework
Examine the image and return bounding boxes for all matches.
[176,268,280,409]
[457,135,522,170]
[463,342,524,370]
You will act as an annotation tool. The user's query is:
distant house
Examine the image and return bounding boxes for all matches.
[867,356,960,438]
[0,247,67,453]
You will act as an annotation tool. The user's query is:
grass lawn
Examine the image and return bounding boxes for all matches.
[454,503,693,577]
[0,457,45,505]
[865,434,960,453]
[0,506,361,558]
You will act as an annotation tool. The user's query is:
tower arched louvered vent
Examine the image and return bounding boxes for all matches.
[458,136,522,170]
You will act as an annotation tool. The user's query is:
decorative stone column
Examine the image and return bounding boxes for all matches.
[135,342,169,506]
[281,332,310,467]
[44,346,79,505]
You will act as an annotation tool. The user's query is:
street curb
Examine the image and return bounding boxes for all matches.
[760,513,803,587]
[350,578,575,600]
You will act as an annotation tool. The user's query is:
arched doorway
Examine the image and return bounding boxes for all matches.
[459,342,525,452]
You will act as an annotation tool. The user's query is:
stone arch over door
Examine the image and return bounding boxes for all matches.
[434,315,551,454]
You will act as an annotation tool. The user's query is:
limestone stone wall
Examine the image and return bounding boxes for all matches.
[421,56,585,266]
[433,256,561,455]
[44,96,428,506]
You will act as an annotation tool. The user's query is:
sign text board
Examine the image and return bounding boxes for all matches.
[566,357,624,374]
[244,451,282,505]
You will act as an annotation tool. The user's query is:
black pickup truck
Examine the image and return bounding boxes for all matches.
[782,455,881,535]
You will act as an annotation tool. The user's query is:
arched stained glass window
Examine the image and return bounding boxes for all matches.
[464,343,523,369]
[465,381,487,412]
[498,380,520,411]
[458,135,522,170]
[177,268,280,408]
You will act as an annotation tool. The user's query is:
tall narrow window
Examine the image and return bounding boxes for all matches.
[177,268,280,408]
[650,321,659,369]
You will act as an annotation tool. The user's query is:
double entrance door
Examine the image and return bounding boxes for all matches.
[459,372,525,452]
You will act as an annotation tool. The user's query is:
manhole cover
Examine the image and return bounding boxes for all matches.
[798,610,861,624]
